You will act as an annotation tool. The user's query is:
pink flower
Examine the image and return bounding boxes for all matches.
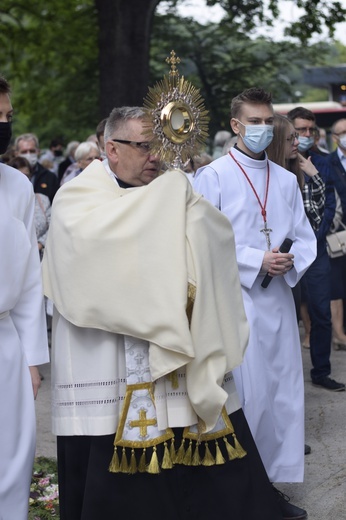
[38,477,50,487]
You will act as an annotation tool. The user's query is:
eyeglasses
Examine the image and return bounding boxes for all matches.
[286,132,299,144]
[333,131,346,137]
[294,126,318,137]
[112,139,151,154]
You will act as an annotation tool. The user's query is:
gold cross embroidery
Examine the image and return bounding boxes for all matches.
[130,409,157,438]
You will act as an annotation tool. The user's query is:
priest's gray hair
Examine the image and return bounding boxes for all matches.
[104,106,146,143]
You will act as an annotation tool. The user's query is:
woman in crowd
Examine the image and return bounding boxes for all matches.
[60,141,100,185]
[267,113,326,349]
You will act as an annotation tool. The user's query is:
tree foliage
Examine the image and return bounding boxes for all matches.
[150,12,339,137]
[0,0,345,146]
[206,0,346,42]
[0,0,98,143]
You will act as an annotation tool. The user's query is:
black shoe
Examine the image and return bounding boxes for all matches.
[272,486,308,520]
[312,376,345,392]
[304,444,311,455]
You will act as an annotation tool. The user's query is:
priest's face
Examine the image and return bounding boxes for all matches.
[106,118,160,186]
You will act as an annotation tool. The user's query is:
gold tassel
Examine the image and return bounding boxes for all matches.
[147,446,160,474]
[109,447,121,473]
[215,440,225,465]
[202,441,215,466]
[161,441,173,470]
[138,448,147,473]
[170,437,176,463]
[233,434,247,458]
[120,447,129,473]
[129,448,137,474]
[175,439,186,464]
[223,436,237,461]
[191,442,201,466]
[183,440,193,465]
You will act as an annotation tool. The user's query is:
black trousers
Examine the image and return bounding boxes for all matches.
[57,408,282,520]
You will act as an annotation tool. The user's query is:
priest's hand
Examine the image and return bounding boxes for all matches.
[262,249,294,277]
[29,365,41,400]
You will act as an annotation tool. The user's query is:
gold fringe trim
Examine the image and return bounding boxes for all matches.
[170,437,176,463]
[129,448,137,474]
[119,447,129,473]
[183,440,193,465]
[201,442,215,466]
[161,441,173,469]
[138,448,147,473]
[109,432,247,474]
[175,439,186,464]
[109,408,247,474]
[191,443,201,466]
[109,447,121,473]
[147,446,160,474]
[215,440,225,465]
[223,436,238,461]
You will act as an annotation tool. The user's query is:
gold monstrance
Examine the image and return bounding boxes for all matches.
[143,50,209,169]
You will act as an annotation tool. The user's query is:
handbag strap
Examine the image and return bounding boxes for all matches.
[330,220,346,234]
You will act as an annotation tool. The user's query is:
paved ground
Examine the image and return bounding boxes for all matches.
[35,335,346,519]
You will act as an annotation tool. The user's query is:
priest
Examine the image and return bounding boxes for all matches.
[193,87,317,520]
[42,105,283,519]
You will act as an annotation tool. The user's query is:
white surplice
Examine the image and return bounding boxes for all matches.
[43,163,249,437]
[193,147,317,483]
[0,164,49,519]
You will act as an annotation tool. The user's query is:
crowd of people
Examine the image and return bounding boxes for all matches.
[1,70,346,520]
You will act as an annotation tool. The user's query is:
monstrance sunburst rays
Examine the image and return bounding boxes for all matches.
[143,50,209,169]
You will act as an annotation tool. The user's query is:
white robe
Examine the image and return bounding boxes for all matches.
[193,147,317,483]
[0,164,49,520]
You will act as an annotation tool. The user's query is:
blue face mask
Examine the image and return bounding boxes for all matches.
[297,136,314,152]
[237,121,274,154]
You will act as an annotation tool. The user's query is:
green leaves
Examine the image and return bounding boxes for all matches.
[0,0,345,146]
[0,0,98,146]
